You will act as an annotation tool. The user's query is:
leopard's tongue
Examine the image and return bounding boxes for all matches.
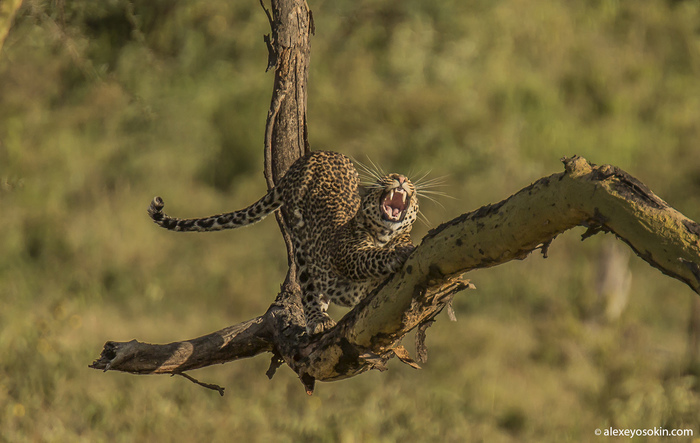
[383,190,407,220]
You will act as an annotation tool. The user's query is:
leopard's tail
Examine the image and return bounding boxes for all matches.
[148,188,282,232]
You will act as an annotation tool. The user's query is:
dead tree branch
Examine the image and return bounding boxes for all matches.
[90,156,700,391]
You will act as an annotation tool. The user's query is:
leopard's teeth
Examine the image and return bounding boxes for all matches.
[401,191,407,204]
[389,189,395,200]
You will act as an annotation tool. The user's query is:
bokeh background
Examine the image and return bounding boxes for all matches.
[1,0,700,441]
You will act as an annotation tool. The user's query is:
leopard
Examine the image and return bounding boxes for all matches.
[147,150,420,335]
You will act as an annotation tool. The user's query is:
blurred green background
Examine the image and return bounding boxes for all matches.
[1,0,700,441]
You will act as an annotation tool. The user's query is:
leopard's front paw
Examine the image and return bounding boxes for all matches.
[305,314,336,336]
[396,244,415,262]
[388,245,415,272]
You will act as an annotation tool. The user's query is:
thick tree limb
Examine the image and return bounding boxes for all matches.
[92,316,272,374]
[91,156,700,388]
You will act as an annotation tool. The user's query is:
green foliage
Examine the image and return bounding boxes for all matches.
[1,0,699,441]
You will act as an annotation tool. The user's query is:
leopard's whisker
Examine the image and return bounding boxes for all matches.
[417,210,432,228]
[365,156,387,178]
[355,161,382,182]
[417,193,446,210]
[412,169,433,185]
[415,175,449,189]
[417,190,455,199]
[359,175,380,186]
[407,166,417,180]
[355,166,382,184]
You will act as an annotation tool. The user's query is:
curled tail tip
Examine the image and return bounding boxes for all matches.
[148,196,165,221]
[152,196,164,209]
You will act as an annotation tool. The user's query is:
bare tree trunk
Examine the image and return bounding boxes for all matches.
[258,0,313,389]
[261,0,310,285]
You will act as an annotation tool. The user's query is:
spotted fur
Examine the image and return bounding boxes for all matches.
[148,151,418,335]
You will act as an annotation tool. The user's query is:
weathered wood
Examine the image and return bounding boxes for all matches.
[90,157,700,387]
[261,0,311,292]
[90,317,272,374]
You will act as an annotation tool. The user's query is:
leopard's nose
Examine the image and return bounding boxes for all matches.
[397,175,413,195]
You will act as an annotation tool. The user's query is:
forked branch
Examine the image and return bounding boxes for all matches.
[90,156,700,391]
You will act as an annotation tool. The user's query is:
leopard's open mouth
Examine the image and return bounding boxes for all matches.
[381,188,409,222]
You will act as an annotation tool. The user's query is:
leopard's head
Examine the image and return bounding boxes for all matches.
[360,173,419,244]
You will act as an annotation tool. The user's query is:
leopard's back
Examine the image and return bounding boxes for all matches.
[279,152,360,257]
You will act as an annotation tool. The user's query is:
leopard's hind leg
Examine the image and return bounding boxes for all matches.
[299,266,336,335]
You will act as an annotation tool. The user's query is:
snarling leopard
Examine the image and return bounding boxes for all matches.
[148,150,419,335]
